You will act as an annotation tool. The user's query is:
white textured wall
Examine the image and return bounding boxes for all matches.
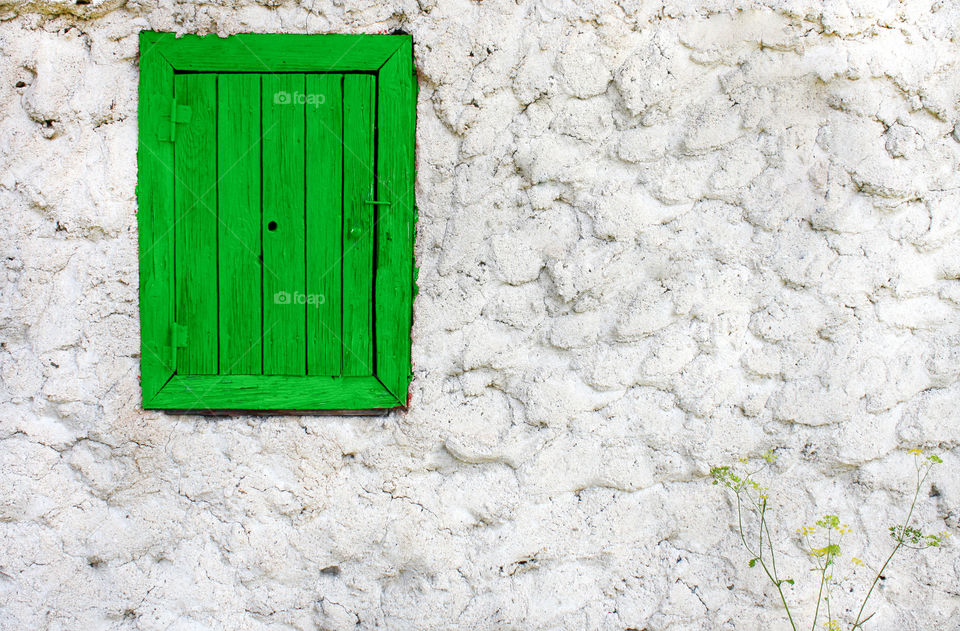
[1,1,959,629]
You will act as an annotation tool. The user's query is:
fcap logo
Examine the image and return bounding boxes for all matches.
[273,91,326,107]
[273,291,325,307]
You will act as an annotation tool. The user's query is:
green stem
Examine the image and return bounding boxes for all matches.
[826,531,838,628]
[759,499,765,566]
[852,540,900,630]
[811,531,830,631]
[737,492,797,631]
[736,493,758,558]
[826,565,833,628]
[762,503,780,580]
[851,462,929,628]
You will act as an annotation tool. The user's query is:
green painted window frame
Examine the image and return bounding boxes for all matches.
[137,32,416,413]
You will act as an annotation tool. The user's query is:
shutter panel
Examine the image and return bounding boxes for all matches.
[139,33,414,411]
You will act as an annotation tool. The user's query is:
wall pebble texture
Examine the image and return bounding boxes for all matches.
[0,0,958,629]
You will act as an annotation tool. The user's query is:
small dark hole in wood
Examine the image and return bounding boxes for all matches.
[267,221,278,231]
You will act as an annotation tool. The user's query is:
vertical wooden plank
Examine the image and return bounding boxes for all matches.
[137,36,176,402]
[262,74,306,375]
[342,74,376,376]
[305,75,343,376]
[217,74,262,375]
[174,73,219,375]
[376,40,417,402]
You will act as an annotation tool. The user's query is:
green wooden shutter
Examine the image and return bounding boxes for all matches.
[137,34,416,412]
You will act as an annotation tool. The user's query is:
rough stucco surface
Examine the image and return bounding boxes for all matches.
[1,0,960,629]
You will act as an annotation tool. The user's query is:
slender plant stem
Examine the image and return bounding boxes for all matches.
[851,462,930,628]
[826,563,833,628]
[851,536,900,629]
[736,493,758,558]
[826,529,834,628]
[759,500,765,565]
[762,505,780,580]
[737,491,797,631]
[811,535,829,631]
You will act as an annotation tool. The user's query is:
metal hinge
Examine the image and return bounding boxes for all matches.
[158,97,192,142]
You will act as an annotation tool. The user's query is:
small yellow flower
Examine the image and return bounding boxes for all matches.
[908,448,924,455]
[851,557,864,566]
